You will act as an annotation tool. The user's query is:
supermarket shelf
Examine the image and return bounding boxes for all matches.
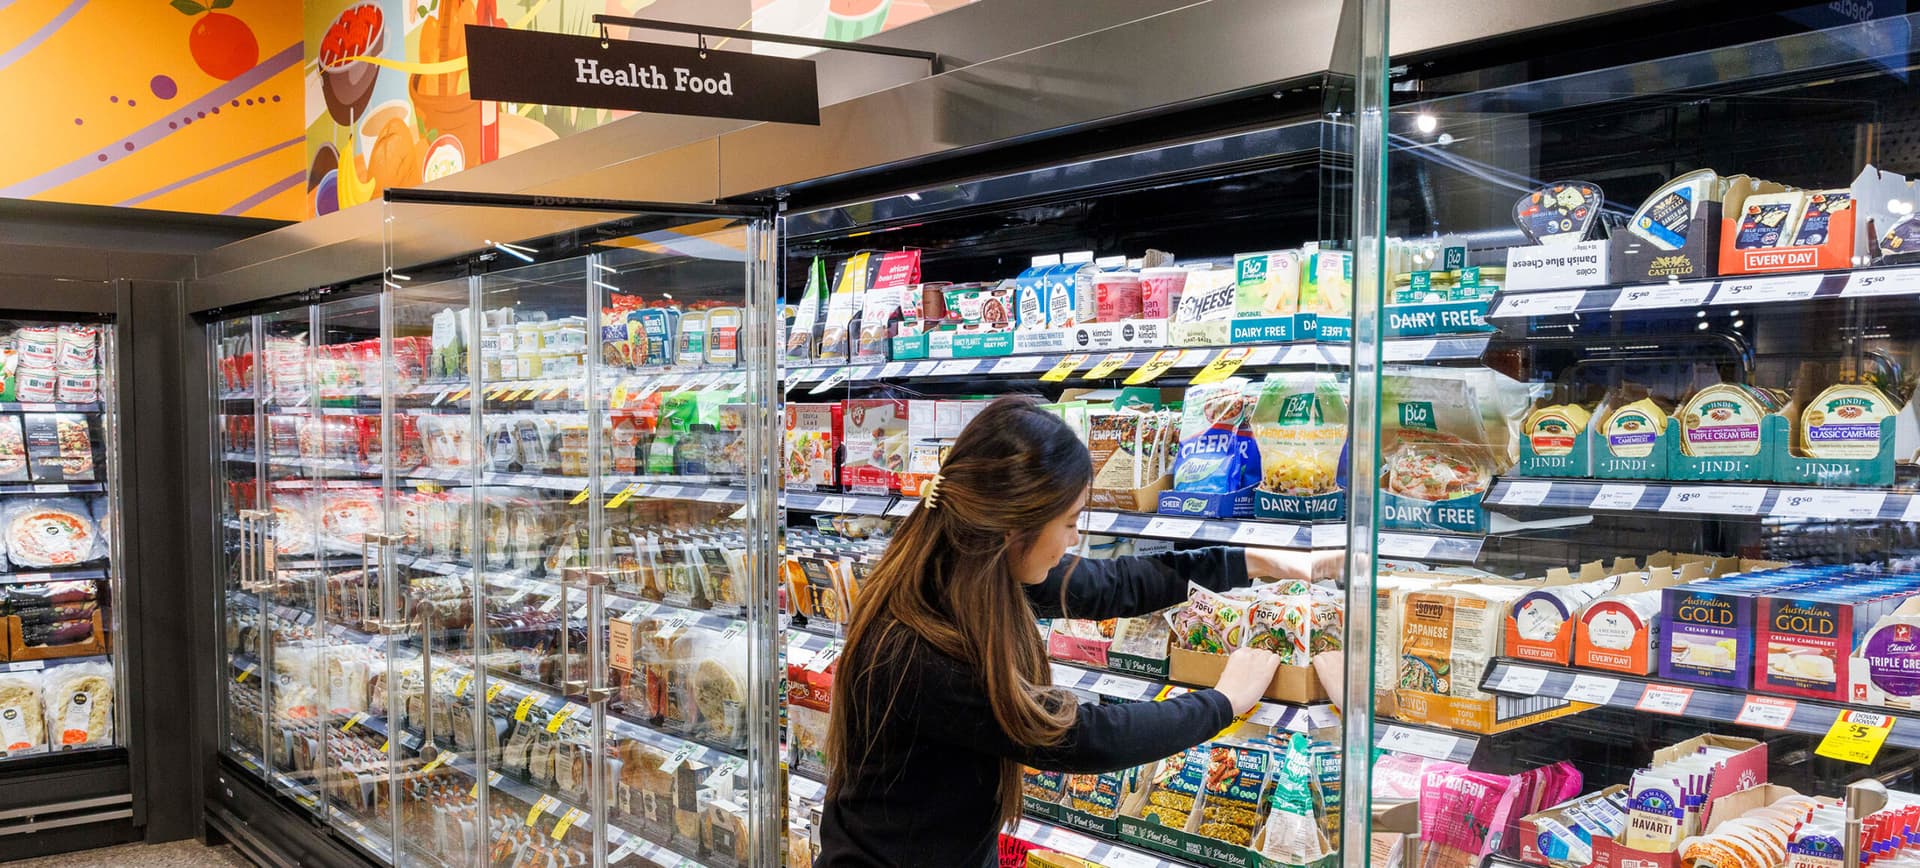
[1013,816,1198,868]
[1478,658,1920,751]
[1370,719,1482,765]
[0,566,108,587]
[442,753,710,867]
[1048,660,1336,733]
[5,652,111,672]
[0,481,105,495]
[1085,509,1336,550]
[1486,477,1915,521]
[786,490,892,516]
[0,402,104,413]
[1487,265,1920,320]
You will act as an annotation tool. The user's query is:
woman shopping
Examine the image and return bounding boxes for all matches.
[817,395,1326,867]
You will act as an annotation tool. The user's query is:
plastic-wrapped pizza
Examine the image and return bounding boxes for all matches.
[2,498,104,568]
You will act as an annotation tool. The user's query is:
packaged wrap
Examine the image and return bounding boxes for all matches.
[0,671,45,757]
[43,661,112,750]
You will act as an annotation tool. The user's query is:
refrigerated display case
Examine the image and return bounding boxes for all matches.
[205,192,783,867]
[0,315,123,763]
[773,102,1370,865]
[1354,7,1920,868]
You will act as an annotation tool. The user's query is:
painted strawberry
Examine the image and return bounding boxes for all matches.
[172,0,259,81]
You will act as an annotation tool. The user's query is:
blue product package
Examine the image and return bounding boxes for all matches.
[1171,381,1262,494]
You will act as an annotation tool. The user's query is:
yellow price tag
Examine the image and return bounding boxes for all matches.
[1081,352,1135,381]
[611,383,629,408]
[235,663,255,683]
[485,681,507,703]
[1817,710,1896,764]
[413,481,442,494]
[469,770,502,799]
[606,484,637,509]
[513,694,540,722]
[341,711,369,733]
[509,388,533,402]
[1190,347,1253,385]
[1122,349,1184,385]
[1039,353,1089,383]
[421,751,454,772]
[448,388,471,402]
[378,738,390,754]
[543,386,569,401]
[551,807,583,840]
[453,674,472,698]
[526,794,553,827]
[546,704,578,734]
[569,486,593,506]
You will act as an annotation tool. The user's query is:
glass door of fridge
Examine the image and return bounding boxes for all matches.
[383,274,483,868]
[310,292,399,862]
[254,305,327,815]
[214,314,269,776]
[592,216,773,868]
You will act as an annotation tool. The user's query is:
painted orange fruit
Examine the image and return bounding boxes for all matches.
[173,1,259,82]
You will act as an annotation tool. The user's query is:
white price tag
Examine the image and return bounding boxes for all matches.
[1904,496,1920,523]
[659,742,698,772]
[1712,274,1824,305]
[1050,663,1079,686]
[1501,481,1553,507]
[990,356,1043,375]
[1843,268,1920,297]
[1495,290,1584,318]
[1589,484,1646,511]
[888,499,918,517]
[1612,281,1714,311]
[1103,848,1161,868]
[806,367,851,395]
[1772,490,1887,520]
[1636,684,1694,715]
[1383,340,1433,362]
[1229,522,1298,548]
[1499,667,1548,695]
[1141,517,1203,539]
[908,361,940,377]
[7,660,45,672]
[1377,533,1439,559]
[933,359,979,376]
[1311,524,1347,548]
[806,643,841,673]
[1661,486,1767,516]
[1281,344,1325,365]
[1248,704,1288,728]
[1565,674,1619,705]
[847,365,878,382]
[1377,725,1461,761]
[1082,511,1119,533]
[1736,696,1796,729]
[538,594,563,613]
[1246,346,1283,366]
[815,496,853,513]
[698,488,732,503]
[653,485,684,500]
[1091,673,1146,699]
[608,838,640,863]
[878,362,908,378]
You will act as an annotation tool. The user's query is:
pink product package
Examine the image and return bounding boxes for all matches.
[1419,767,1520,868]
[1140,268,1188,320]
[1093,272,1143,323]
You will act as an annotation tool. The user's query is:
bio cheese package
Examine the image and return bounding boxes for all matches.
[1251,373,1347,499]
[1234,250,1303,318]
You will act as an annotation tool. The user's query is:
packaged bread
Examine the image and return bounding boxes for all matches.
[691,630,748,749]
[0,671,46,757]
[1799,383,1895,459]
[43,661,112,750]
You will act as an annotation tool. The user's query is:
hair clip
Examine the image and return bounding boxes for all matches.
[922,473,944,509]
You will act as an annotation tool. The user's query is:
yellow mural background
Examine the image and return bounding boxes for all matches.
[0,0,305,220]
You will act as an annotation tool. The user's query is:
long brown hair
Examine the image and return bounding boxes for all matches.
[826,395,1093,826]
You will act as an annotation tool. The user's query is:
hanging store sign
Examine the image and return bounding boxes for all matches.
[465,26,821,125]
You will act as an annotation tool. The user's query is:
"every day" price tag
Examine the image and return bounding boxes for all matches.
[1735,696,1796,729]
[1636,684,1693,715]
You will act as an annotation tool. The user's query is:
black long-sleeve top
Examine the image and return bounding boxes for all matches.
[815,547,1249,868]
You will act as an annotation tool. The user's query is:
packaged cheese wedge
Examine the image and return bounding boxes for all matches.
[1677,384,1770,457]
[1593,387,1671,460]
[1799,383,1895,459]
[1524,403,1591,458]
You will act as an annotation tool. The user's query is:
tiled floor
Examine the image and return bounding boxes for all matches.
[6,840,250,867]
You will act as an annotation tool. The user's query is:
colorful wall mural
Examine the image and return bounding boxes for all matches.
[1,0,974,224]
[0,0,305,220]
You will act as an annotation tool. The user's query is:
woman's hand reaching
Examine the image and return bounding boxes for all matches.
[1213,647,1283,715]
